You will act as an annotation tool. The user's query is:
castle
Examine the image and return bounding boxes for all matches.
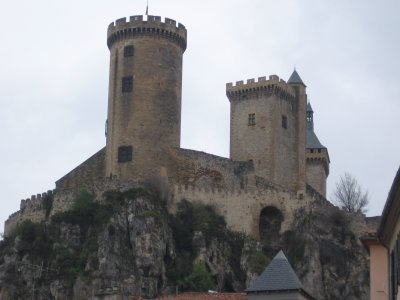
[4,15,330,239]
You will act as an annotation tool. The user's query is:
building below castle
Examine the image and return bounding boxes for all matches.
[4,15,330,240]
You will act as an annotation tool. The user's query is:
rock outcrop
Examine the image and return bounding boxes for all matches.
[0,186,375,299]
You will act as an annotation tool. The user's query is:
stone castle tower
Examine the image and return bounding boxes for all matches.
[227,71,307,193]
[105,15,187,181]
[5,14,330,238]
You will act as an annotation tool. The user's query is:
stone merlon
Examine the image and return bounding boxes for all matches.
[107,15,187,51]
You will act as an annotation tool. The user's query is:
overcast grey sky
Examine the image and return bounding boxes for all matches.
[1,0,399,233]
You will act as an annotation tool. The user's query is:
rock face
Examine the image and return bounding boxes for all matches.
[0,187,374,299]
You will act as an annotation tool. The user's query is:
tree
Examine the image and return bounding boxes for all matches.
[333,172,369,213]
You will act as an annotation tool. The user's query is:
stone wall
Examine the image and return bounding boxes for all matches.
[4,178,143,236]
[56,147,106,191]
[306,159,327,197]
[170,181,310,238]
[5,146,324,239]
[4,191,51,235]
[167,147,254,191]
[166,148,310,238]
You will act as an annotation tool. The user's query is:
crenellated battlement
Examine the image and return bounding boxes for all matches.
[306,148,330,176]
[226,74,296,102]
[172,179,295,199]
[4,189,56,236]
[306,149,330,164]
[107,15,187,51]
[19,190,54,210]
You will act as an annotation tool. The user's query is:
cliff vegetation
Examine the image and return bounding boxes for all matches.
[0,187,370,299]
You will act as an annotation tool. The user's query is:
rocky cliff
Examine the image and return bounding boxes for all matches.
[0,186,375,299]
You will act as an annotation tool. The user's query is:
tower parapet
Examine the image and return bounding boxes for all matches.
[226,75,296,102]
[107,15,187,51]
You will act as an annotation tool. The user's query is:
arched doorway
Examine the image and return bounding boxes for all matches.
[259,206,284,243]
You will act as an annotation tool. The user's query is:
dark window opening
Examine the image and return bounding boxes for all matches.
[122,76,133,93]
[118,146,133,163]
[282,115,287,129]
[248,113,256,126]
[124,45,134,57]
[259,206,283,244]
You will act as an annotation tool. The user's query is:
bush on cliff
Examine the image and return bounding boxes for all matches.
[178,262,215,292]
[168,200,247,289]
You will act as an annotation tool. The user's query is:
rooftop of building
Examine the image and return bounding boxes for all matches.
[287,69,306,86]
[246,250,303,293]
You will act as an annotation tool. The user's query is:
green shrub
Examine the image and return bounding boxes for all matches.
[178,262,215,292]
[168,200,247,287]
[282,230,306,267]
[249,249,269,274]
[71,190,96,215]
[52,189,111,231]
[170,200,194,253]
[42,193,54,218]
[123,187,154,201]
[192,204,226,240]
[13,220,52,259]
[225,231,246,282]
[54,247,84,284]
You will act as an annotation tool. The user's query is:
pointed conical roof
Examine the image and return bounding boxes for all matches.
[306,101,326,149]
[307,102,313,112]
[288,69,306,86]
[307,130,326,149]
[245,250,303,292]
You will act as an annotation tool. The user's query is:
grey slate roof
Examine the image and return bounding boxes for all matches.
[245,250,303,293]
[307,102,313,112]
[306,101,326,149]
[307,130,326,149]
[287,70,306,86]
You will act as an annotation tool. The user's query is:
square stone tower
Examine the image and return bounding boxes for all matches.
[226,71,307,192]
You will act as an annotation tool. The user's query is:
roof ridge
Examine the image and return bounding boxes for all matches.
[245,250,304,292]
[288,69,306,86]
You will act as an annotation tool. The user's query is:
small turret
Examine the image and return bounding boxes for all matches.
[287,69,308,193]
[305,101,330,197]
[307,102,314,130]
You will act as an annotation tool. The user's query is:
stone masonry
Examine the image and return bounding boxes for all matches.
[4,15,330,239]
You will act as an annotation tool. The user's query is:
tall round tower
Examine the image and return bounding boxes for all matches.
[105,15,187,181]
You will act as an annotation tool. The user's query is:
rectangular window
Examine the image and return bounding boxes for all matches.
[248,113,255,126]
[124,45,134,57]
[118,146,133,163]
[282,115,287,129]
[122,76,133,93]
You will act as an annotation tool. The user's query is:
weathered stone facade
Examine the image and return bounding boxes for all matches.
[105,15,186,182]
[306,149,329,197]
[227,75,307,193]
[4,14,330,239]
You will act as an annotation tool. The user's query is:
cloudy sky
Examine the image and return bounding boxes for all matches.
[1,0,399,234]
